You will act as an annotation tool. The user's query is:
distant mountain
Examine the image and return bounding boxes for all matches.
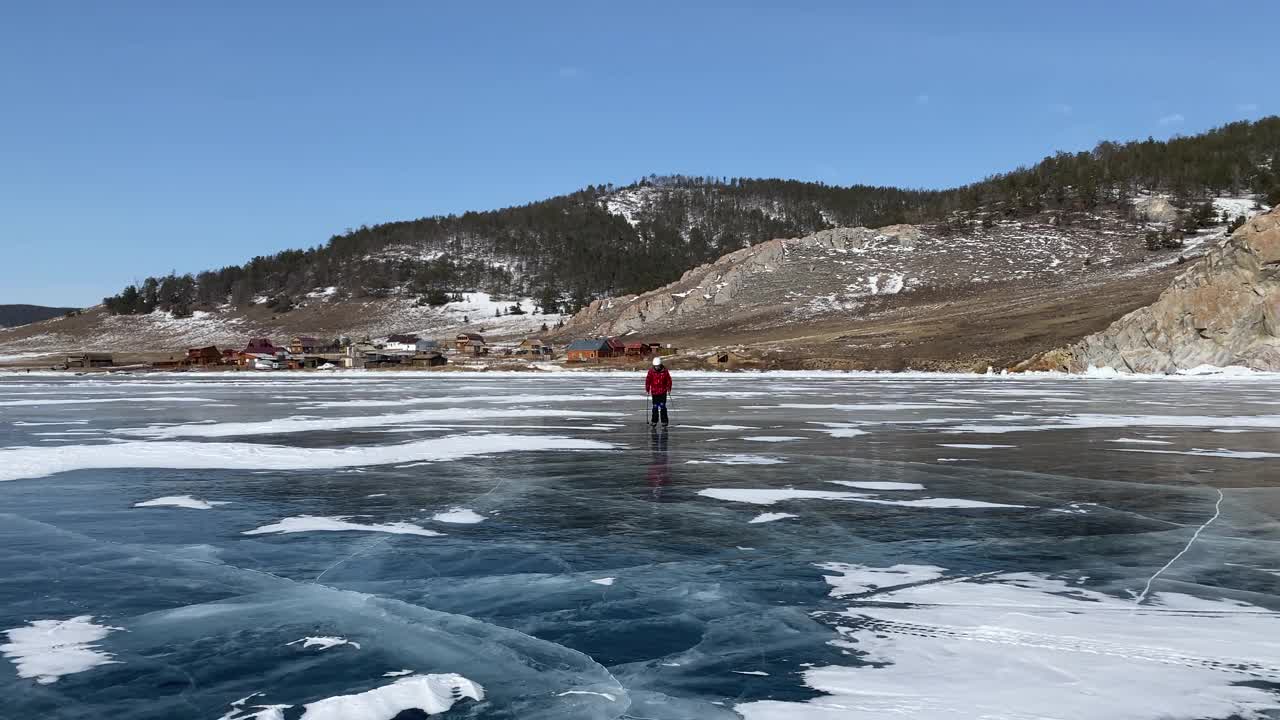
[86,115,1280,320]
[0,305,79,328]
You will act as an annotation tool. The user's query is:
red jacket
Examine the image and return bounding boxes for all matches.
[646,367,672,395]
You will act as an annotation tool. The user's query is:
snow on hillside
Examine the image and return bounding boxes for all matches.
[602,187,663,227]
[1212,196,1267,219]
[0,292,565,359]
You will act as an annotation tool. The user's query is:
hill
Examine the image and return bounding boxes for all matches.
[0,305,79,328]
[96,117,1280,320]
[1,118,1277,367]
[1026,205,1280,373]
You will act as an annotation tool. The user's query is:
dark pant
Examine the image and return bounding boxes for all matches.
[651,393,669,424]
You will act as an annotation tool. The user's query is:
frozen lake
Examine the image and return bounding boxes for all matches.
[2,370,1279,720]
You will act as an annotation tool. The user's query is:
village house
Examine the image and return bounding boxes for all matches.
[565,337,623,363]
[289,336,337,355]
[409,352,448,368]
[343,342,378,369]
[65,352,113,368]
[455,333,485,353]
[234,338,287,368]
[384,334,438,353]
[516,338,553,356]
[244,338,281,355]
[185,346,222,367]
[624,342,666,358]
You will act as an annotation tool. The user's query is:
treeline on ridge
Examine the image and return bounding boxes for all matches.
[103,117,1280,318]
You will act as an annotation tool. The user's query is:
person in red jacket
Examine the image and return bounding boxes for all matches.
[645,356,673,426]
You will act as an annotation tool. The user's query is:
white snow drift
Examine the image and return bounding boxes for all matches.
[0,434,616,482]
[1,616,121,684]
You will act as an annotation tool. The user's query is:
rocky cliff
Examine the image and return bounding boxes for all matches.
[563,225,923,337]
[1044,206,1280,372]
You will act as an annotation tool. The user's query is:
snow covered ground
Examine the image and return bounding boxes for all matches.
[1,371,1278,719]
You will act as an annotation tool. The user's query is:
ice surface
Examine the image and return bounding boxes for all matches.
[3,372,1280,719]
[557,689,618,701]
[741,436,804,442]
[827,481,925,490]
[430,507,486,524]
[854,497,1032,509]
[949,413,1280,433]
[133,495,230,510]
[244,516,444,537]
[117,407,620,439]
[1115,448,1280,459]
[0,396,212,406]
[0,433,616,482]
[686,454,785,465]
[1,616,121,684]
[700,488,1029,510]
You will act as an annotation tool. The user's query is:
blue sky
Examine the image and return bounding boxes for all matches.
[2,1,1275,306]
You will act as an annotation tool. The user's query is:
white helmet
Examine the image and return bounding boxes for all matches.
[652,356,663,366]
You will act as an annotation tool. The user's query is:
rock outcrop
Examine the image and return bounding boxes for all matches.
[1054,206,1280,372]
[1133,196,1180,224]
[563,225,923,336]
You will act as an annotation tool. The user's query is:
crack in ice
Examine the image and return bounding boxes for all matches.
[1135,489,1224,605]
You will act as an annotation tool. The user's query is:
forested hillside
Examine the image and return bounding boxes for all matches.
[0,305,79,328]
[102,117,1280,318]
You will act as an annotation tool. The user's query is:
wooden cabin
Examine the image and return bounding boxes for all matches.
[566,338,622,363]
[455,333,486,353]
[66,352,113,368]
[185,346,221,366]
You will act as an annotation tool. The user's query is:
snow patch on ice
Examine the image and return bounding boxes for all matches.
[698,488,872,506]
[806,422,869,438]
[431,508,486,524]
[742,436,804,443]
[1,616,121,684]
[828,481,925,491]
[737,571,1280,720]
[1115,448,1280,460]
[686,454,786,465]
[133,495,230,510]
[749,512,798,524]
[817,562,946,597]
[0,396,212,407]
[244,516,444,538]
[855,497,1031,509]
[948,414,1280,434]
[0,434,616,483]
[118,407,620,439]
[287,636,361,651]
[590,577,615,586]
[300,673,484,719]
[557,689,618,701]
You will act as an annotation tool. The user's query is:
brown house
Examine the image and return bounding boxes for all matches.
[185,346,221,366]
[289,336,326,354]
[566,338,623,363]
[455,333,485,353]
